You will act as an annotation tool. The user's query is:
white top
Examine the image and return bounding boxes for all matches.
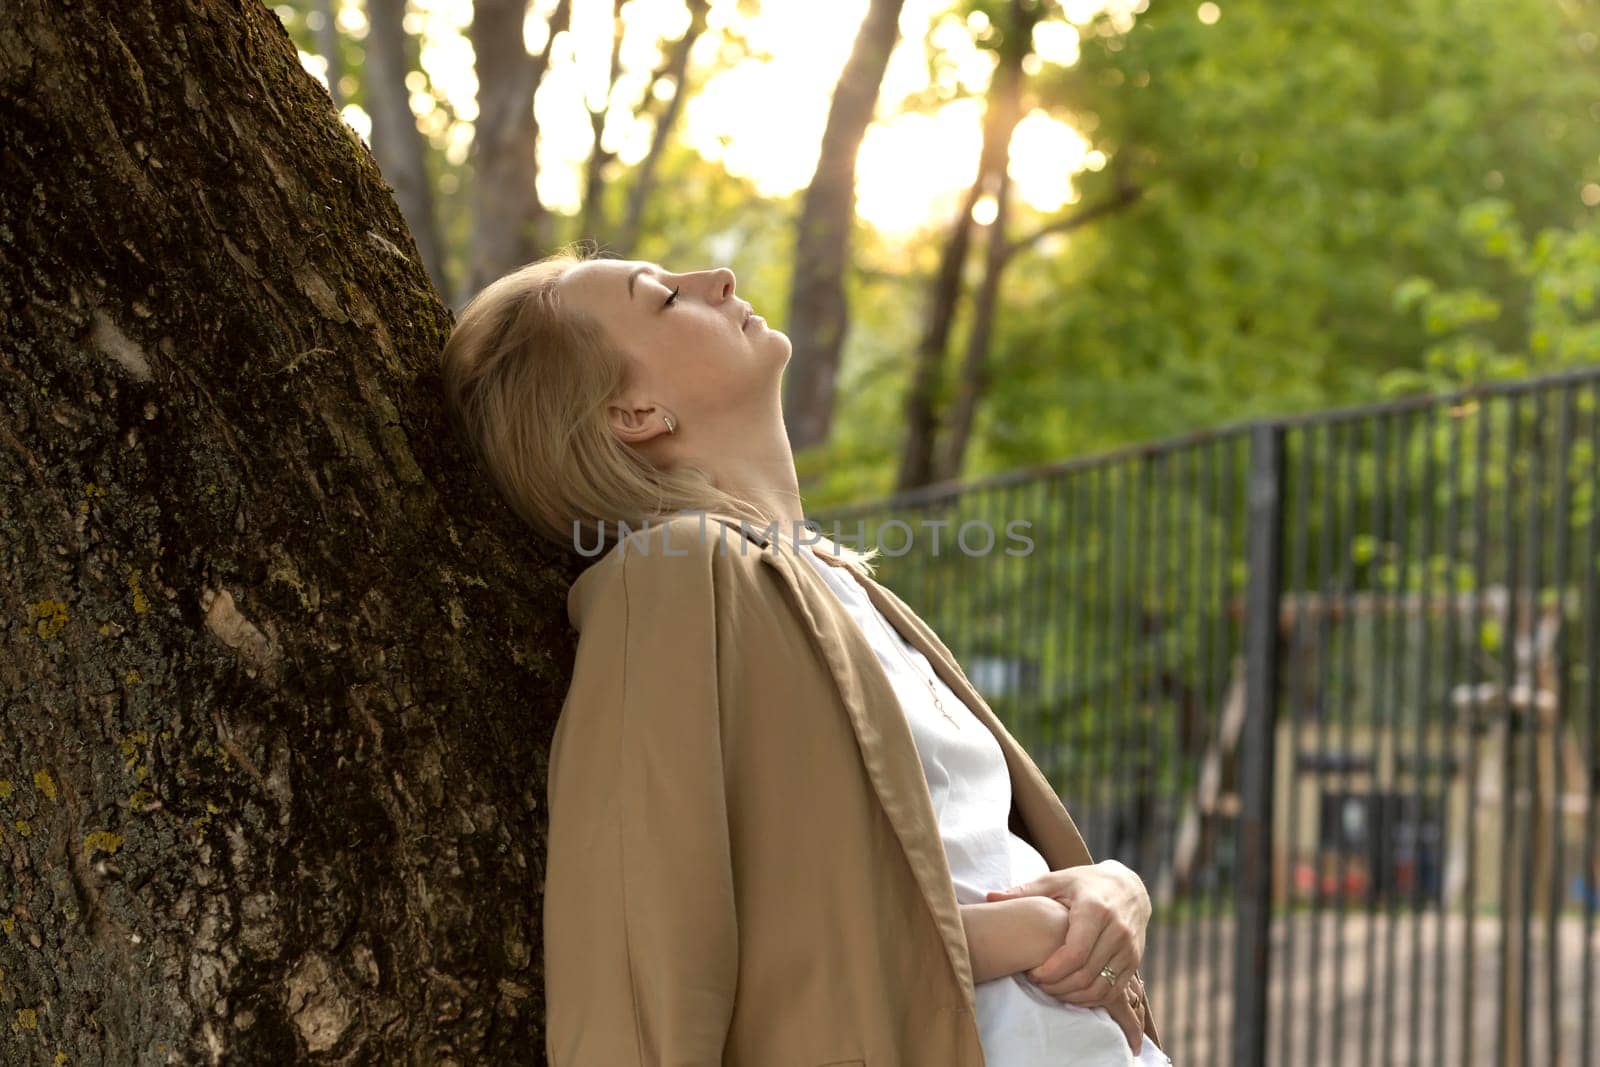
[795,536,1173,1066]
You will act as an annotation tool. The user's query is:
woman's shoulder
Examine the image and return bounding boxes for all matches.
[566,511,774,629]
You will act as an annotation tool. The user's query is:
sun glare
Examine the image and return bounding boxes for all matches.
[324,0,1130,237]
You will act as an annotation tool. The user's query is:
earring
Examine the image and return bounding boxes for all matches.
[662,413,677,435]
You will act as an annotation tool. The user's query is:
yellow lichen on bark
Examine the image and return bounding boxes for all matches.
[28,600,67,639]
[82,830,123,857]
[126,567,150,614]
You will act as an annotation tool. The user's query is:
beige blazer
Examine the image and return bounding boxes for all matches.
[544,510,1163,1065]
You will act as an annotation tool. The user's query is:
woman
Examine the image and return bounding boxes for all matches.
[439,247,1173,1066]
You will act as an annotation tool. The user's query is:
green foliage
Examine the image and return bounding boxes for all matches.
[1392,196,1600,390]
[272,0,1600,519]
[939,0,1600,486]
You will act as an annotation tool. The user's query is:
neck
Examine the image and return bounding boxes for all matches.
[694,399,807,538]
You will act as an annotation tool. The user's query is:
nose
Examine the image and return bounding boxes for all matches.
[710,267,736,302]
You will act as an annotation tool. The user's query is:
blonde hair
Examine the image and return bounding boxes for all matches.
[438,245,879,573]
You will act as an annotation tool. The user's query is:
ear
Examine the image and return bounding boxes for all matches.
[608,401,671,446]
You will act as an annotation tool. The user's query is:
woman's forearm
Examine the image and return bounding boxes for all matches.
[958,898,1067,984]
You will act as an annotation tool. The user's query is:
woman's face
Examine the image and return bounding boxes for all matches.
[555,258,790,446]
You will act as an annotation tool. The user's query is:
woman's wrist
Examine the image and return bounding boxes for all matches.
[959,896,1070,984]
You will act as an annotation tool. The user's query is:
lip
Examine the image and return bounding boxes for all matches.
[742,307,762,331]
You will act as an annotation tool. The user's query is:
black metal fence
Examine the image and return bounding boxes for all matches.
[814,366,1600,1067]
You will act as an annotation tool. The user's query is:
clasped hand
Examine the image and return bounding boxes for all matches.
[986,859,1151,1053]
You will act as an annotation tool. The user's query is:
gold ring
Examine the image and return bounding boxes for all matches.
[1100,965,1118,985]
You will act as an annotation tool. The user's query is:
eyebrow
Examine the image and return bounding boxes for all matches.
[626,264,658,300]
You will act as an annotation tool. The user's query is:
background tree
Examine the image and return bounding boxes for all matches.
[895,0,1043,490]
[267,0,1600,510]
[469,0,570,296]
[966,0,1600,475]
[311,0,346,110]
[782,0,907,454]
[576,0,628,247]
[0,0,576,1059]
[616,0,714,255]
[367,0,450,291]
[894,0,1146,490]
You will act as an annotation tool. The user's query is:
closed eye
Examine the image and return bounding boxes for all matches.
[663,285,681,308]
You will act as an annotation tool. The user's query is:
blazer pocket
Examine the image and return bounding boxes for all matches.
[816,1061,864,1066]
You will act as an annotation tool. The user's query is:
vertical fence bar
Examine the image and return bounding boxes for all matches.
[1118,463,1134,859]
[1056,481,1072,790]
[1187,440,1213,1063]
[1308,417,1337,1067]
[1580,379,1593,1062]
[1124,459,1147,864]
[1233,423,1286,1067]
[1138,453,1158,876]
[1547,385,1574,1067]
[1518,390,1543,1067]
[1433,396,1464,1067]
[1184,438,1203,1055]
[1583,380,1599,1067]
[1420,403,1446,1067]
[1211,436,1236,1067]
[1156,448,1182,1014]
[1383,408,1414,1059]
[1072,467,1093,818]
[1464,394,1492,1067]
[1363,410,1393,1067]
[1092,463,1112,856]
[1099,462,1118,855]
[1496,393,1524,1067]
[1334,417,1361,1065]
[1278,424,1310,1066]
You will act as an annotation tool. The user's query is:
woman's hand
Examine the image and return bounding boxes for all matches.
[984,860,1150,1009]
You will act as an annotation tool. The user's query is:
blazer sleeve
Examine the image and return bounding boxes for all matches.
[544,530,739,1066]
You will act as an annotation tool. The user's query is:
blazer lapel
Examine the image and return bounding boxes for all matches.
[842,567,1098,875]
[753,548,979,1013]
[695,512,1095,1018]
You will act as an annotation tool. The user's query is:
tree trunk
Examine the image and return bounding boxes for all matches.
[576,0,624,250]
[894,185,978,493]
[0,0,578,1060]
[894,37,1028,492]
[935,174,1143,483]
[616,0,711,257]
[936,156,1014,485]
[367,0,450,295]
[312,0,345,111]
[468,0,569,301]
[781,0,905,454]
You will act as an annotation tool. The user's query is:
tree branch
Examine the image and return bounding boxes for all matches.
[999,178,1143,268]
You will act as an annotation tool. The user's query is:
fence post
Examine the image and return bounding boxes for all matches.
[1234,423,1286,1067]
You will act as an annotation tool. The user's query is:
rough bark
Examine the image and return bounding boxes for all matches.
[468,0,570,300]
[615,0,711,257]
[781,0,905,454]
[367,0,450,295]
[0,0,582,1061]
